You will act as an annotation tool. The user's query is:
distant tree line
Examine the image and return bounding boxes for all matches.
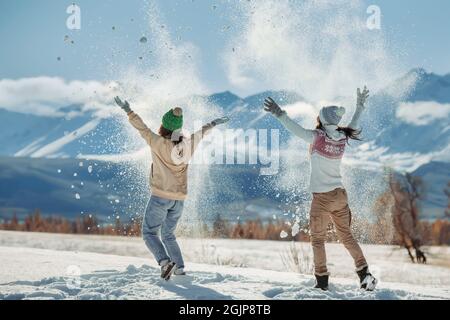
[0,210,309,241]
[0,210,142,237]
[1,207,448,247]
[1,170,449,250]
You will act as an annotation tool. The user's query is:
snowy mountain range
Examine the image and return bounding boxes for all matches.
[1,69,449,161]
[0,69,449,220]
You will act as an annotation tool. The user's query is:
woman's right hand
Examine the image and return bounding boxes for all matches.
[356,86,370,109]
[211,116,230,127]
[114,96,132,114]
[264,97,285,117]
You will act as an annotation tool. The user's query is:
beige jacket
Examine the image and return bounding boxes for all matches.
[128,112,211,201]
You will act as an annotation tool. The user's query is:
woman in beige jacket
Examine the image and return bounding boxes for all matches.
[115,96,229,280]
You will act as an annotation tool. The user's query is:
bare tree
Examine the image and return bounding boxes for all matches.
[389,172,427,264]
[372,191,395,244]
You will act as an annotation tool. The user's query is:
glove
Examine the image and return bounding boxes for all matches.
[264,97,285,117]
[114,96,132,113]
[211,116,230,127]
[357,86,370,109]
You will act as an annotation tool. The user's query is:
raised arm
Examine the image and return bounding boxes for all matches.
[347,86,369,129]
[263,97,314,144]
[189,117,230,156]
[114,96,158,146]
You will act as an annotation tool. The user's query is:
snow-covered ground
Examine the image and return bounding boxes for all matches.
[0,231,449,300]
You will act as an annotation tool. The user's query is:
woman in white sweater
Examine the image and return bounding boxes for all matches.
[264,87,377,291]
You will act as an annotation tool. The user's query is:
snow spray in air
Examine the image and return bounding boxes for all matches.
[223,0,415,239]
[99,1,225,236]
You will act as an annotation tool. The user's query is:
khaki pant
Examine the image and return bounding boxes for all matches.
[310,188,368,276]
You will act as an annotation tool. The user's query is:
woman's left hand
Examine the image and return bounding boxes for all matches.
[264,97,285,117]
[357,86,370,108]
[211,116,230,127]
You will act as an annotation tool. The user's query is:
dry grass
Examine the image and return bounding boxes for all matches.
[188,241,248,268]
[280,242,314,274]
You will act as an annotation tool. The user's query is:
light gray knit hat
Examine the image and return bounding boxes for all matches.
[319,106,346,125]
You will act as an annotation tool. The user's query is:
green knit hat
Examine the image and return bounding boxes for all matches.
[162,107,183,131]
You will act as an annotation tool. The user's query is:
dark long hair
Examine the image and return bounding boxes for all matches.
[316,118,361,142]
[158,125,184,145]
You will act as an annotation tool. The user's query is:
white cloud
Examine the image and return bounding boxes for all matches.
[0,77,119,117]
[283,100,356,127]
[396,101,450,126]
[284,101,319,125]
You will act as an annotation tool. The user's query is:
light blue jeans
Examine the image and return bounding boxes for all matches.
[142,195,185,268]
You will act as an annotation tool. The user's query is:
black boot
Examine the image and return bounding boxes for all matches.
[160,261,176,281]
[357,267,377,291]
[314,274,329,291]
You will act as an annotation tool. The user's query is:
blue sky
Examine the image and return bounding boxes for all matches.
[1,0,449,96]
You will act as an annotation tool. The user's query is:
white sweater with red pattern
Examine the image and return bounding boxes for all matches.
[277,105,364,193]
